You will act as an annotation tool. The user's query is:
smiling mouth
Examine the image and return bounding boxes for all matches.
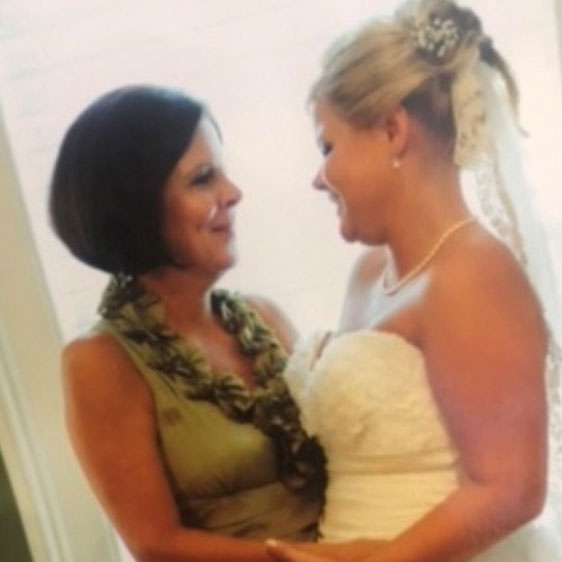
[210,224,234,235]
[327,192,341,209]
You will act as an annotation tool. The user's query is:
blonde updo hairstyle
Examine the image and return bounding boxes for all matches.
[310,0,518,153]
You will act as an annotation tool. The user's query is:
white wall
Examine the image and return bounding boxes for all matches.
[0,109,121,561]
[1,0,561,339]
[0,1,560,560]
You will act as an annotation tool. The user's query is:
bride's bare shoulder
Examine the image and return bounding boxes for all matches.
[427,229,545,332]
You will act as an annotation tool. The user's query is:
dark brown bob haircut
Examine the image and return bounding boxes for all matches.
[49,85,204,275]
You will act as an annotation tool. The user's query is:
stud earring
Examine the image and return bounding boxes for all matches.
[392,156,401,169]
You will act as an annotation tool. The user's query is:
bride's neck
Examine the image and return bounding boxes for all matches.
[386,168,470,277]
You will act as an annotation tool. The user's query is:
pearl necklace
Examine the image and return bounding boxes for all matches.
[382,216,476,295]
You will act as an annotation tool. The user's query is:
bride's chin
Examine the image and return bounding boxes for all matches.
[339,224,356,243]
[338,215,359,242]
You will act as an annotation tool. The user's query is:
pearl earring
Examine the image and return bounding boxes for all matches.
[392,156,401,169]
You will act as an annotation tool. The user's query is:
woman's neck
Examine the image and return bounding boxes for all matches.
[138,267,219,332]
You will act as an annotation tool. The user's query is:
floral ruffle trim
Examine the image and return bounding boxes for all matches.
[99,274,326,497]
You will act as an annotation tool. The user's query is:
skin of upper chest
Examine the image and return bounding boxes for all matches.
[339,255,428,346]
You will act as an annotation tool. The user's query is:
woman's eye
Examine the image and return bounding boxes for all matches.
[320,142,332,156]
[191,166,215,187]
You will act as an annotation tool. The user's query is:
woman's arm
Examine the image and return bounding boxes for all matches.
[63,333,273,562]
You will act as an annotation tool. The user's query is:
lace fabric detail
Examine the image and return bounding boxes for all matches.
[285,332,378,448]
[284,331,456,458]
[98,274,326,496]
[545,339,562,499]
[451,57,489,168]
[472,155,527,265]
[282,331,328,438]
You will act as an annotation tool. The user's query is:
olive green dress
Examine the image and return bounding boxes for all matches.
[96,276,324,540]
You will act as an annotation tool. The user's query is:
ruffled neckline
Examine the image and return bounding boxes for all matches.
[98,274,326,496]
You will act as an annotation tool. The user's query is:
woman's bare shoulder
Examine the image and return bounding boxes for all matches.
[62,331,149,402]
[64,330,122,356]
[63,330,130,371]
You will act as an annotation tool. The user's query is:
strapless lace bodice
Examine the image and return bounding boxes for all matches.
[285,330,455,460]
[284,330,459,541]
[284,330,562,560]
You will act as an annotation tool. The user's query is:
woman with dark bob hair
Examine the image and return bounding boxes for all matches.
[50,85,326,562]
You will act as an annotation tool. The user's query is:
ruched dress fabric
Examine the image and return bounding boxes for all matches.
[283,330,562,560]
[96,281,321,541]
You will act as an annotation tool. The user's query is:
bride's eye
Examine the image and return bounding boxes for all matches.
[320,142,333,156]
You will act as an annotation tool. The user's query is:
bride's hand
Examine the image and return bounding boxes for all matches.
[266,538,387,562]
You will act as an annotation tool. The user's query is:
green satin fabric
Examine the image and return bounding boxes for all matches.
[98,319,321,540]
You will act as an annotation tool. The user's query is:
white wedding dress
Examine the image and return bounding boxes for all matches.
[283,330,562,561]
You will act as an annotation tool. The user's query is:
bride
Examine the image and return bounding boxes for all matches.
[268,0,562,560]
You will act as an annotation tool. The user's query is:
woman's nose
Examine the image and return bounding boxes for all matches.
[312,170,327,191]
[223,179,243,206]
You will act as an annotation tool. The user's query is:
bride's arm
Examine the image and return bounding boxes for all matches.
[360,247,548,562]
